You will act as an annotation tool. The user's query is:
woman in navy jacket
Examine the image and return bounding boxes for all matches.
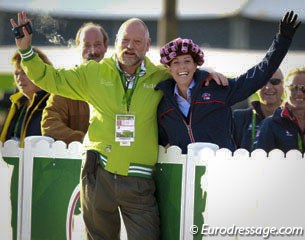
[254,67,305,153]
[155,11,300,154]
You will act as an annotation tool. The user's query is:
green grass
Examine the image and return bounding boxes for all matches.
[0,72,14,91]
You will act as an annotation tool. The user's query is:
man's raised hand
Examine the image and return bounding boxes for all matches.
[10,12,32,50]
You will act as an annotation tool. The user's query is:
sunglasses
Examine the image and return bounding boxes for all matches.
[287,84,305,93]
[268,78,282,85]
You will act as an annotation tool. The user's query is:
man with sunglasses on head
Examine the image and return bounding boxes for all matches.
[254,67,305,153]
[233,69,284,151]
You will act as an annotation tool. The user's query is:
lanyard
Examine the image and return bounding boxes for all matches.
[297,132,304,152]
[120,67,141,112]
[251,110,257,148]
[13,103,27,139]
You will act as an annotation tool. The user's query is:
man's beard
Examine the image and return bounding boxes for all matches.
[118,51,144,66]
[86,53,101,62]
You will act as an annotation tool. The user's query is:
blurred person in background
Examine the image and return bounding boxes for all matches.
[0,88,17,131]
[41,22,109,144]
[254,67,305,153]
[233,68,284,151]
[0,48,52,147]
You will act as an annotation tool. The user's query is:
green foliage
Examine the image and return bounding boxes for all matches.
[0,73,14,91]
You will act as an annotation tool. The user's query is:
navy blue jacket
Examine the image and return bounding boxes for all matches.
[233,101,267,151]
[155,34,291,153]
[254,106,305,153]
[1,90,49,147]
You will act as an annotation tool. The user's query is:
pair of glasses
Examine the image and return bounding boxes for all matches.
[287,84,305,93]
[268,78,282,85]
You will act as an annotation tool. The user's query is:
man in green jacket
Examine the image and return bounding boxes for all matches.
[10,12,226,239]
[41,22,109,144]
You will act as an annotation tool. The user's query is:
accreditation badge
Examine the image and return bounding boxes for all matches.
[115,114,135,146]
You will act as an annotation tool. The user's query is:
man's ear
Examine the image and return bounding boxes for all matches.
[114,34,118,48]
[146,37,151,52]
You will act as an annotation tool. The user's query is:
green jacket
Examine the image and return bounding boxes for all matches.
[21,50,169,177]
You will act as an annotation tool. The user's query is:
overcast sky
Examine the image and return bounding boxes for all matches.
[1,0,304,20]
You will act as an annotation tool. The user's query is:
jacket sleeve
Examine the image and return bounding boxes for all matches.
[21,54,96,102]
[227,34,291,105]
[232,109,245,148]
[253,117,276,153]
[157,108,169,147]
[41,95,85,144]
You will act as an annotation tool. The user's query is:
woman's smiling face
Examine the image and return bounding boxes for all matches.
[169,54,197,88]
[286,73,305,110]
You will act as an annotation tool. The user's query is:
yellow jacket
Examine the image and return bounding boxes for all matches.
[0,91,50,147]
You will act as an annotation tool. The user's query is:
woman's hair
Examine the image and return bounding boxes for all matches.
[11,47,53,69]
[285,67,305,85]
[160,38,204,66]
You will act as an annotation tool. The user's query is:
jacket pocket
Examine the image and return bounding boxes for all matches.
[81,150,99,184]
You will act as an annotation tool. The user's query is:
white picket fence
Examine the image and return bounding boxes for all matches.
[1,137,305,240]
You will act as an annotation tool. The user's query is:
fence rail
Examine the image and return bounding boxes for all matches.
[1,137,304,240]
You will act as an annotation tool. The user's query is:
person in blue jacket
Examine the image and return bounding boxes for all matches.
[155,11,300,154]
[233,68,284,151]
[254,67,305,153]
